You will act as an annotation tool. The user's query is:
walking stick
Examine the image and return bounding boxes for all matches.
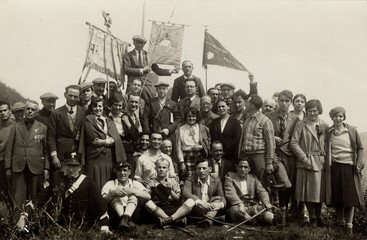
[227,208,267,232]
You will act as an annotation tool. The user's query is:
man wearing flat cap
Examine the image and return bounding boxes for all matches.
[12,102,26,122]
[123,35,178,103]
[101,161,150,232]
[16,151,112,234]
[79,81,93,109]
[92,77,107,98]
[36,92,58,126]
[142,80,180,138]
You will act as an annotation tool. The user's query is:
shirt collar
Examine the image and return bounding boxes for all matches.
[184,75,192,79]
[65,103,74,111]
[116,178,133,187]
[198,176,211,186]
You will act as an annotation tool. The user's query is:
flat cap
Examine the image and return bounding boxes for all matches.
[220,83,235,90]
[64,152,82,165]
[92,78,107,84]
[80,82,93,91]
[116,161,131,169]
[12,102,26,112]
[154,80,169,88]
[40,92,59,100]
[132,35,147,43]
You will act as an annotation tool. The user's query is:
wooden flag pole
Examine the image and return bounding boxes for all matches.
[204,25,209,92]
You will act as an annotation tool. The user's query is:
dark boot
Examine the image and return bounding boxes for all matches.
[158,216,173,228]
[174,217,187,228]
[118,215,131,232]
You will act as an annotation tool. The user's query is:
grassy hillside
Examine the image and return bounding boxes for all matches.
[0,81,27,105]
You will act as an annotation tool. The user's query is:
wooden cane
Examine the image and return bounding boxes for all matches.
[227,208,267,232]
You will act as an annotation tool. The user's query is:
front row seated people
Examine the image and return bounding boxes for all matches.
[145,158,195,228]
[101,162,151,232]
[16,152,111,234]
[224,158,274,225]
[182,158,226,228]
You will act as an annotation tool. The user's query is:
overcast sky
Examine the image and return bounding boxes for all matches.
[0,0,366,131]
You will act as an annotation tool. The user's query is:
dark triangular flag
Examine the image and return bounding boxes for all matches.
[202,31,247,71]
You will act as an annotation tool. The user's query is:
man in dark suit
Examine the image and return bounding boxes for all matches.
[171,60,205,102]
[36,92,58,126]
[177,79,201,120]
[123,35,178,103]
[48,85,86,171]
[182,159,226,227]
[209,141,235,182]
[5,100,49,219]
[199,95,219,127]
[142,81,180,137]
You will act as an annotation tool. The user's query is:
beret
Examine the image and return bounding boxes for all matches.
[220,83,235,90]
[80,82,93,91]
[40,92,59,100]
[132,35,147,43]
[12,102,26,112]
[154,80,169,88]
[92,78,107,84]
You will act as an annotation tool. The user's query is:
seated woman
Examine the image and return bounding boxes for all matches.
[176,106,210,179]
[327,107,364,235]
[79,96,126,190]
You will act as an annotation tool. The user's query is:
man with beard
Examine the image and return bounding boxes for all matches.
[36,92,58,126]
[0,100,15,209]
[16,152,111,234]
[135,133,176,187]
[102,162,150,232]
[199,95,219,127]
[5,100,49,219]
[48,85,86,170]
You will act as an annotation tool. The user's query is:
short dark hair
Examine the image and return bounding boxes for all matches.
[233,89,248,101]
[108,92,124,107]
[305,99,323,114]
[88,96,104,113]
[195,158,209,167]
[0,100,10,110]
[65,85,81,93]
[217,99,230,107]
[293,94,306,104]
[184,106,200,123]
[278,90,293,101]
[128,92,141,101]
[248,94,263,110]
[207,87,218,95]
[184,78,197,87]
[150,132,163,139]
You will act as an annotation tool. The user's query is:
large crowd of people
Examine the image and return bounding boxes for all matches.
[0,34,364,237]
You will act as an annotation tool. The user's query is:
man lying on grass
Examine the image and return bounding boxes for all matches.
[224,158,274,225]
[145,157,195,228]
[101,161,151,232]
[16,152,112,234]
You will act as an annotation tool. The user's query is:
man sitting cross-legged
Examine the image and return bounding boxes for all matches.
[224,158,274,225]
[101,162,151,232]
[182,158,226,227]
[145,158,195,228]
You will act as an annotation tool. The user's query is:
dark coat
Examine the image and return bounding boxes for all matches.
[48,105,86,162]
[36,108,52,127]
[178,96,201,120]
[5,120,49,174]
[210,116,242,162]
[78,115,126,165]
[171,75,205,102]
[142,97,180,135]
[209,158,235,183]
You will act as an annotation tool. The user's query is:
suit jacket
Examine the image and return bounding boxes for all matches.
[36,108,52,127]
[120,114,141,153]
[224,172,270,207]
[200,111,219,127]
[5,120,49,174]
[210,116,242,161]
[209,158,235,183]
[178,96,201,120]
[48,105,86,162]
[326,124,364,206]
[142,97,180,135]
[182,174,226,207]
[171,75,205,102]
[78,115,126,165]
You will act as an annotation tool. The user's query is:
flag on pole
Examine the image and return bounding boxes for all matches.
[81,24,129,85]
[202,31,247,71]
[148,21,185,66]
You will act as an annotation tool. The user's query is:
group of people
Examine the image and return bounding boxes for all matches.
[0,34,364,236]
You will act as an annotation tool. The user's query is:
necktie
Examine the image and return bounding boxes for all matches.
[316,125,322,138]
[278,115,286,138]
[138,51,142,67]
[185,98,191,110]
[97,117,105,130]
[68,107,74,115]
[133,113,140,129]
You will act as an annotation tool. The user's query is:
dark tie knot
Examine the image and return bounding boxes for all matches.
[68,108,74,114]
